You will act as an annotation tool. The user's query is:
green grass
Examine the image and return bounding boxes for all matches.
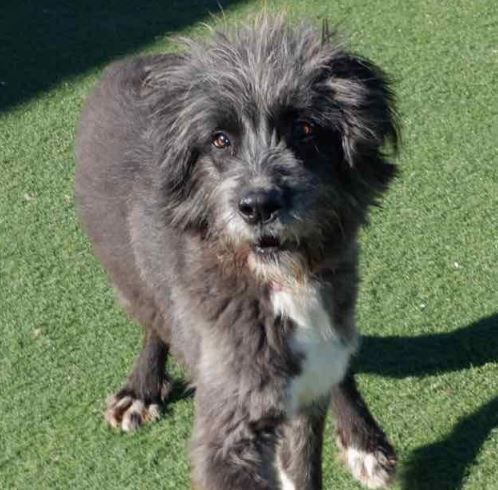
[1,0,497,488]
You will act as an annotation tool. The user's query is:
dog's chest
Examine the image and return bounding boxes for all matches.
[272,284,352,413]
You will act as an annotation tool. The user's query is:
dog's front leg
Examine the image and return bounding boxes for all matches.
[325,258,397,488]
[276,408,327,490]
[331,372,397,488]
[190,396,281,490]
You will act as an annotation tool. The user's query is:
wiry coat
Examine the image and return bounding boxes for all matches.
[75,16,398,490]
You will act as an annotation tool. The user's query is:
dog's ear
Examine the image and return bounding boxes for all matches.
[132,54,199,208]
[152,96,200,207]
[322,53,399,167]
[155,132,207,229]
[156,132,204,228]
[317,53,399,195]
[147,84,203,227]
[160,142,199,202]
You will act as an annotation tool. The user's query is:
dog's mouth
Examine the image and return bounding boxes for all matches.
[251,235,284,256]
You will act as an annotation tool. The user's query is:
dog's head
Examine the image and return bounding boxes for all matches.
[150,16,398,284]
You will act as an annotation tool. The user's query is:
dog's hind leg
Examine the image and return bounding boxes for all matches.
[276,408,327,490]
[105,327,171,432]
[331,372,397,488]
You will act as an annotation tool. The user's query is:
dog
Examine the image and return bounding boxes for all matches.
[75,15,399,489]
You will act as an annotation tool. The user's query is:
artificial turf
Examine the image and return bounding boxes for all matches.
[1,0,496,488]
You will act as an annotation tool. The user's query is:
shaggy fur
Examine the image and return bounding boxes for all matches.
[75,16,398,489]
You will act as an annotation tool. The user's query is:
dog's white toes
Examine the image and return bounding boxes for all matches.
[340,446,396,489]
[105,395,161,432]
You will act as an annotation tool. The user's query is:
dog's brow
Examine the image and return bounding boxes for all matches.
[211,109,242,135]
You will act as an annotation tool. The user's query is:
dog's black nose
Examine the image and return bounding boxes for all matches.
[238,189,283,225]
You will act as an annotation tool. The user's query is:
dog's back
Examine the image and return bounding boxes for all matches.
[75,55,176,331]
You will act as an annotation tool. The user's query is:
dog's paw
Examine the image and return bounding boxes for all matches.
[105,394,161,432]
[337,437,397,488]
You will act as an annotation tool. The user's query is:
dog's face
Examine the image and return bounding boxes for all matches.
[195,103,348,281]
[153,19,398,282]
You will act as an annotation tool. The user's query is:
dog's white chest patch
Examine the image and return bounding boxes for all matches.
[272,284,353,413]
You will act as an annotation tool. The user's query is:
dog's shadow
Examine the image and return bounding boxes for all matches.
[357,313,498,489]
[161,379,195,416]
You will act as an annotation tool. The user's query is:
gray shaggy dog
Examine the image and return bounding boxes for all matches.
[75,15,399,490]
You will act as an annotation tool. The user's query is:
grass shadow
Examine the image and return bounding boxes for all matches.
[0,0,245,111]
[356,314,498,489]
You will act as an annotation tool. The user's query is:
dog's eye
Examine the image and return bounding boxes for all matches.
[293,121,314,141]
[212,132,231,149]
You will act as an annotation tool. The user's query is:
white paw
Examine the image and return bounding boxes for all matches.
[340,445,396,488]
[105,394,160,432]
